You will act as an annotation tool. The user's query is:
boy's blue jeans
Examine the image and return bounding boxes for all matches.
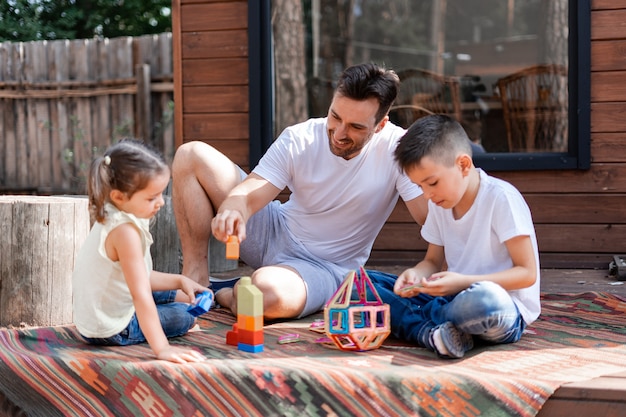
[81,291,195,346]
[366,271,526,351]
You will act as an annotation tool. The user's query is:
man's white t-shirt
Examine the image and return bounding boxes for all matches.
[253,118,422,270]
[421,169,541,324]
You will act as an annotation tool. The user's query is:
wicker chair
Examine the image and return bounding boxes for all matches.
[389,68,462,128]
[496,64,568,152]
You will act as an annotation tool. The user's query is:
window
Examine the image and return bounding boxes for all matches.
[250,0,590,170]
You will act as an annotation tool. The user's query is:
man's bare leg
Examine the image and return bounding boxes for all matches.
[215,266,307,320]
[172,141,242,286]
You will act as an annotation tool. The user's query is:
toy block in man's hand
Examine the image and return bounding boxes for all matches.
[226,235,239,260]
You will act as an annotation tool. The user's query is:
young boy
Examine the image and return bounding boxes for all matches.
[369,114,540,359]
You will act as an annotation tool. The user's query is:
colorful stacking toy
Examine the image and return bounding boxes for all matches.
[226,276,264,353]
[324,267,390,351]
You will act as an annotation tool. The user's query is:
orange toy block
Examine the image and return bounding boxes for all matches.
[237,314,263,331]
[226,236,239,260]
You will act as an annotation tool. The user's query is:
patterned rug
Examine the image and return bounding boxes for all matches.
[1,291,626,417]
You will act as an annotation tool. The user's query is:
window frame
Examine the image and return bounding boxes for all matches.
[249,0,591,171]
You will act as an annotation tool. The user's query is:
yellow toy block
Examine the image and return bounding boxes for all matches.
[237,277,263,317]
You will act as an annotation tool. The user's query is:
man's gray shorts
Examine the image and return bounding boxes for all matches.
[239,200,349,318]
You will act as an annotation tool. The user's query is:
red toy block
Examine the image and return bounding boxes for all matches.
[226,323,239,346]
[237,328,264,345]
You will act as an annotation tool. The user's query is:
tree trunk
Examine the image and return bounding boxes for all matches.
[541,0,568,67]
[272,0,308,136]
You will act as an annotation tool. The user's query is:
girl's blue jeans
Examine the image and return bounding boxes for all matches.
[366,270,526,351]
[81,291,196,346]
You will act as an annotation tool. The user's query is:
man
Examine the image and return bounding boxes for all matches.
[172,63,427,320]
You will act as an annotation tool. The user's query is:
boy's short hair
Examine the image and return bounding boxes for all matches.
[394,114,472,170]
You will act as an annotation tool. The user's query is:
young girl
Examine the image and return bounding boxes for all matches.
[73,139,210,363]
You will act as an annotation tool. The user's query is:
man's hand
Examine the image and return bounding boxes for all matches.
[211,209,246,242]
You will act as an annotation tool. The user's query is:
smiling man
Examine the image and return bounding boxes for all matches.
[171,63,428,320]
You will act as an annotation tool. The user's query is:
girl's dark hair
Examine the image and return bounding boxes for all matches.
[88,138,169,223]
[335,63,400,123]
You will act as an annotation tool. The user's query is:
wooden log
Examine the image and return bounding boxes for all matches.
[0,196,89,327]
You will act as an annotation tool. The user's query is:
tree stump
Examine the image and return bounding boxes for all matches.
[0,196,90,327]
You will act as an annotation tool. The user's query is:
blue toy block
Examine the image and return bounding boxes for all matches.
[237,342,264,353]
[187,291,213,317]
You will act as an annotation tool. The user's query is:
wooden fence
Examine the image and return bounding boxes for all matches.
[0,33,175,195]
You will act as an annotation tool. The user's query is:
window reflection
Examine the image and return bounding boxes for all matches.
[295,0,569,154]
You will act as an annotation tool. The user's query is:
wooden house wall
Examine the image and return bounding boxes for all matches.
[172,0,250,170]
[174,0,626,269]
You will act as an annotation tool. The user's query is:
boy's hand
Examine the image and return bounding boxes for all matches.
[157,346,206,364]
[394,267,426,297]
[419,271,470,296]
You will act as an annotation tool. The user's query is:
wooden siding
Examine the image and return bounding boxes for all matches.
[174,0,626,269]
[172,0,250,169]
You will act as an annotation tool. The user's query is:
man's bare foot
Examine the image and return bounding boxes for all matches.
[215,288,236,314]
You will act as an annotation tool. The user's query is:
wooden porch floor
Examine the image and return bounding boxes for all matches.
[212,264,626,416]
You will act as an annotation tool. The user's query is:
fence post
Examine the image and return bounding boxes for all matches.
[135,63,152,141]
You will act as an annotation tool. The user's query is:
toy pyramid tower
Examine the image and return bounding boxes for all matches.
[226,276,264,353]
[324,267,390,351]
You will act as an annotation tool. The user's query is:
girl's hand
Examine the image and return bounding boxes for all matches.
[179,276,212,303]
[157,345,206,364]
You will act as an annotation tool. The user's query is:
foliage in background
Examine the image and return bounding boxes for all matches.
[0,0,172,41]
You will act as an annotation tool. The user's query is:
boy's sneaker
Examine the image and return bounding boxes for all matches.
[209,276,241,293]
[429,321,474,359]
